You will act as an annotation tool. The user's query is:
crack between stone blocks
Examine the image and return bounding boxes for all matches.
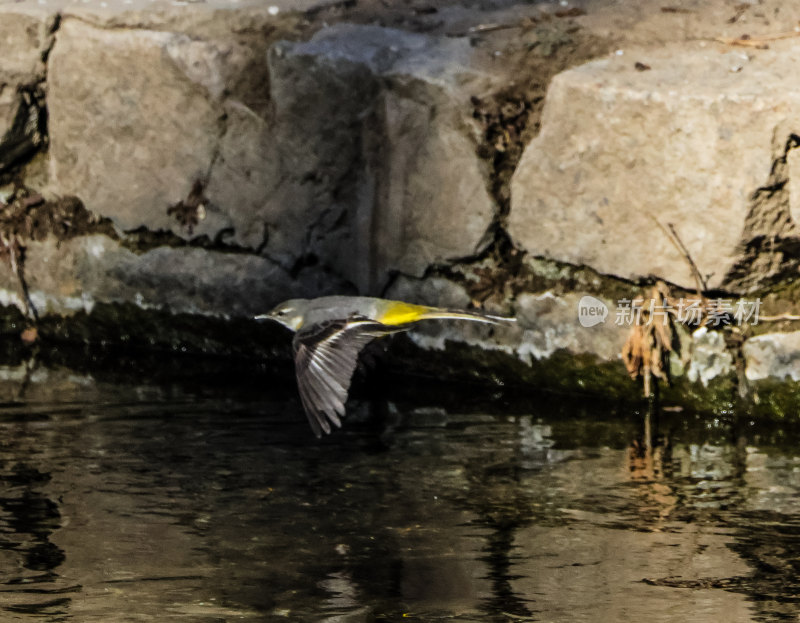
[64,14,197,35]
[725,329,749,404]
[461,26,615,305]
[119,224,263,257]
[722,132,800,294]
[42,12,63,66]
[0,13,61,182]
[0,6,70,324]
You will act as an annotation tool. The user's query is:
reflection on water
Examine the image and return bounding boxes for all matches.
[0,368,799,620]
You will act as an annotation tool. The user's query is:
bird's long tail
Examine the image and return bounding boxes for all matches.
[417,307,515,325]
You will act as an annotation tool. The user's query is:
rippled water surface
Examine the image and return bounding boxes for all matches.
[1,370,800,622]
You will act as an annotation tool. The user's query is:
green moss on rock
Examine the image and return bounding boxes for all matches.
[747,378,800,420]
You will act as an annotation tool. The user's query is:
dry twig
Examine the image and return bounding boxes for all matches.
[758,312,800,322]
[649,214,707,296]
[714,24,800,48]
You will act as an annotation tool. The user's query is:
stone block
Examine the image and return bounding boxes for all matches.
[47,19,225,236]
[509,42,800,289]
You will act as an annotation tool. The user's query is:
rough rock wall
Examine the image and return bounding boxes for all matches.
[1,4,507,319]
[5,0,800,410]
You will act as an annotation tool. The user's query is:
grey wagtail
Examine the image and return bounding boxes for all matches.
[255,295,515,436]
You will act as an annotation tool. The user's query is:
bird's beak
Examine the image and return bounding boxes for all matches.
[254,314,272,322]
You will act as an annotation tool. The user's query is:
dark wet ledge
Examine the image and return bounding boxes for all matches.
[0,302,794,430]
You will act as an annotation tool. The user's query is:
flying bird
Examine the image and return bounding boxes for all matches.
[256,295,515,436]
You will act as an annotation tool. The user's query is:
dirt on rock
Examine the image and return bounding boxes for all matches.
[0,189,115,244]
[470,17,612,221]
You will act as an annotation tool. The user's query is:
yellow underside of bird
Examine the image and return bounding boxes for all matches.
[376,302,501,327]
[376,302,438,326]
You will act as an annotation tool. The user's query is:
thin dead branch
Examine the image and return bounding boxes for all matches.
[758,312,800,322]
[449,16,538,37]
[649,214,707,296]
[714,24,800,48]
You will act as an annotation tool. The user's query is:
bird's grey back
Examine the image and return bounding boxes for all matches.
[300,296,384,327]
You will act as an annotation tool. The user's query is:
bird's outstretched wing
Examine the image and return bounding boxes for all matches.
[293,316,405,436]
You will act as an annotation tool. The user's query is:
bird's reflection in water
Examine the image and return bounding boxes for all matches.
[0,460,69,617]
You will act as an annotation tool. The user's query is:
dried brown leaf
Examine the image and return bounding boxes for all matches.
[621,281,678,396]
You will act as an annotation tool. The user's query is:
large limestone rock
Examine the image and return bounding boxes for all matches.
[509,42,800,290]
[268,24,496,290]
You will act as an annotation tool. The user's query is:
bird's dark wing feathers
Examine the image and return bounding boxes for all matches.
[293,316,406,436]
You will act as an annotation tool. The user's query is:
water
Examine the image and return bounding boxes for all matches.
[0,365,799,621]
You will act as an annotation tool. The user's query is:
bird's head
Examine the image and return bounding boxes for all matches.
[255,300,305,332]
